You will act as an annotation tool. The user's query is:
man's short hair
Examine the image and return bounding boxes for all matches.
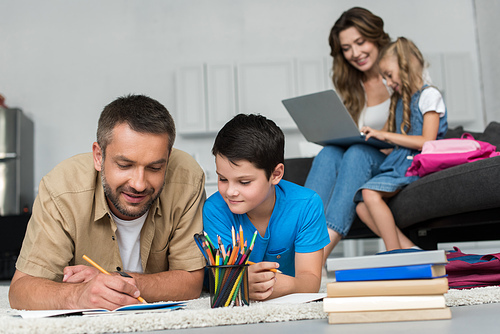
[212,114,284,179]
[97,94,176,155]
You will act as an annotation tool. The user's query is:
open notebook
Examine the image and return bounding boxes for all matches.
[17,301,186,318]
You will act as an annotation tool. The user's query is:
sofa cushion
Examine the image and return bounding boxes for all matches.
[389,155,500,229]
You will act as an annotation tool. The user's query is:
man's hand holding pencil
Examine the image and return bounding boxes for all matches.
[56,255,146,310]
[69,271,145,310]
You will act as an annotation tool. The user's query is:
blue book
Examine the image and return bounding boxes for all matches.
[326,249,447,272]
[334,263,447,282]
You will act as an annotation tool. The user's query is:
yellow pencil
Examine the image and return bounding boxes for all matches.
[82,254,147,304]
[247,261,282,274]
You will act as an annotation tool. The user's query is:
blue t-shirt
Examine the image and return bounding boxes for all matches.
[203,179,329,277]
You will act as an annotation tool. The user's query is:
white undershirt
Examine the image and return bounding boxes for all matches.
[111,211,148,273]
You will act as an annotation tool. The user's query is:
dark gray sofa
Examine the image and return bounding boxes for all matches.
[283,122,500,249]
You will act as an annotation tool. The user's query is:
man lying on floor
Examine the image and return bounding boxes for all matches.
[9,95,206,310]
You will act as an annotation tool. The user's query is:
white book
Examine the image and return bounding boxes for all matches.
[326,250,447,272]
[323,295,446,313]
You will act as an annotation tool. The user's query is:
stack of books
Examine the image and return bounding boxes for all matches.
[324,250,452,324]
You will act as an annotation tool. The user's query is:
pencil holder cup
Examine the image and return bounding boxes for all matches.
[207,264,249,308]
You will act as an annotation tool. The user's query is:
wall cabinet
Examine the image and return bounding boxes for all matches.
[176,63,237,134]
[206,63,237,132]
[176,53,480,135]
[175,64,207,134]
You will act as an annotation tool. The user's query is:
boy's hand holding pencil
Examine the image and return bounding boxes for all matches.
[246,261,280,300]
[247,261,282,274]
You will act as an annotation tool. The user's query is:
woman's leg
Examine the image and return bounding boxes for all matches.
[322,145,386,261]
[304,145,345,207]
[322,229,342,265]
[304,146,346,265]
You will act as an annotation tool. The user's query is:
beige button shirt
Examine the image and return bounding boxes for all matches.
[16,149,206,281]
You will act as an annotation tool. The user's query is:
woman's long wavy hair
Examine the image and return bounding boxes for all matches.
[328,7,390,124]
[379,37,425,135]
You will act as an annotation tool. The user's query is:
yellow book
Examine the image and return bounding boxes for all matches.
[328,307,452,324]
[327,277,449,297]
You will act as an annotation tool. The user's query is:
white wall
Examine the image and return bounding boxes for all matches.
[474,0,500,126]
[0,0,491,194]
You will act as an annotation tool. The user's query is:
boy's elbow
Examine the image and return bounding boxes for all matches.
[295,272,322,293]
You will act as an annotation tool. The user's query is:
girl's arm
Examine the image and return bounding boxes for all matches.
[361,111,440,150]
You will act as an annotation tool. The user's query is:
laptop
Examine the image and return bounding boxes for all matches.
[282,90,393,149]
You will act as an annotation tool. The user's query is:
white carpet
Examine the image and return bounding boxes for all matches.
[1,281,500,334]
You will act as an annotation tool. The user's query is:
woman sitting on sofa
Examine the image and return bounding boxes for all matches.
[305,7,392,263]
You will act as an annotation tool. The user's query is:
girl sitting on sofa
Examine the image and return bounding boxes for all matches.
[354,37,448,251]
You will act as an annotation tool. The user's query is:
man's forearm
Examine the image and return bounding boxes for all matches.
[131,268,204,302]
[10,269,144,310]
[9,271,81,310]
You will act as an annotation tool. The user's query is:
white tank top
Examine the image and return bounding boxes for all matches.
[357,98,390,130]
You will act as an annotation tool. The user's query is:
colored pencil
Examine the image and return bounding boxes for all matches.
[239,225,244,254]
[198,229,268,308]
[231,226,236,247]
[202,241,216,265]
[249,230,258,249]
[218,235,227,259]
[204,231,217,252]
[194,234,209,262]
[227,245,240,265]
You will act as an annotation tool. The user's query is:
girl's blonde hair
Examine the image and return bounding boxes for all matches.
[328,7,391,124]
[379,37,425,134]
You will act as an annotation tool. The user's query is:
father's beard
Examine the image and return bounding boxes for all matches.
[101,166,164,219]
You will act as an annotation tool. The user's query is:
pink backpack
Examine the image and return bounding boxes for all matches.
[406,133,500,177]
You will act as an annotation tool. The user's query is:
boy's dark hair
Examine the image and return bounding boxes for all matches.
[97,94,176,156]
[212,114,285,179]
